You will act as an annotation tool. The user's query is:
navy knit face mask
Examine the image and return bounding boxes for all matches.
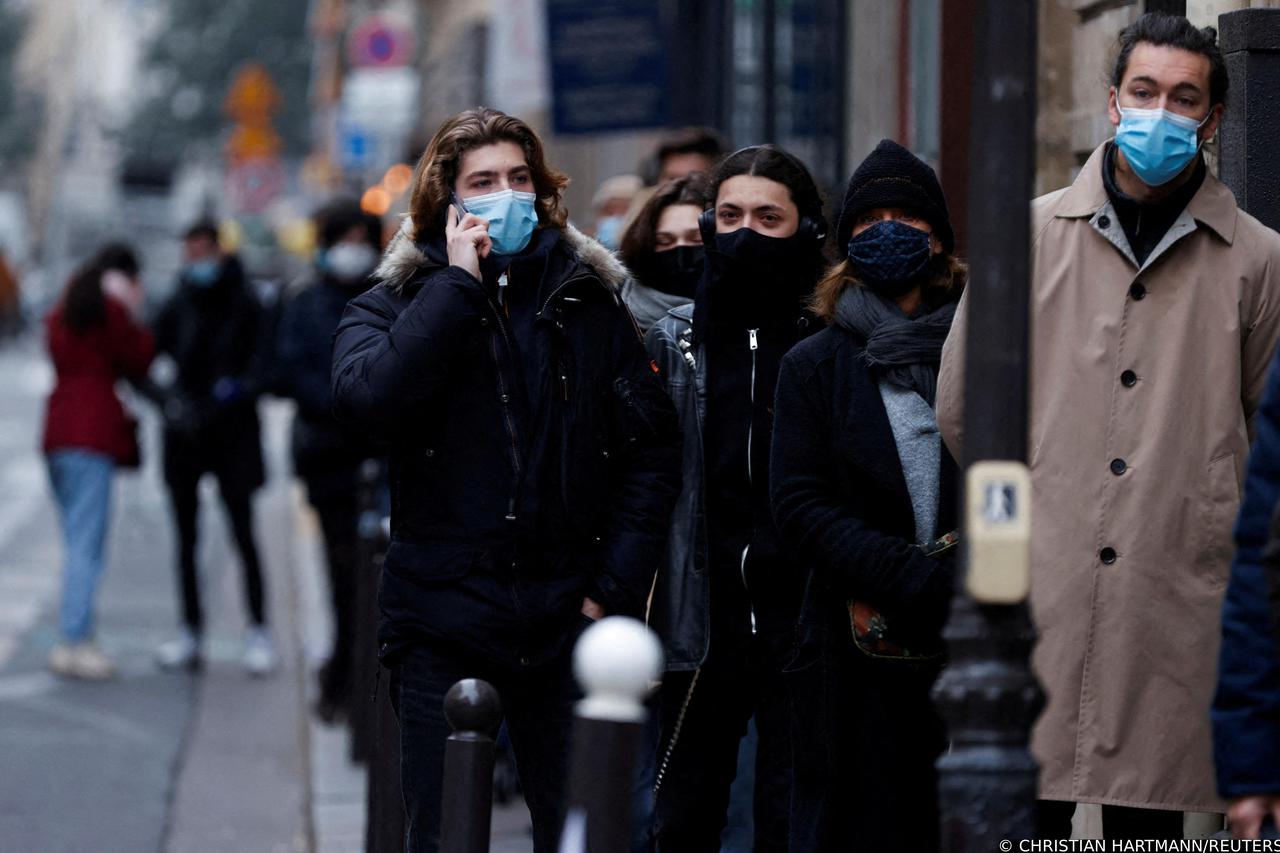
[846,219,934,297]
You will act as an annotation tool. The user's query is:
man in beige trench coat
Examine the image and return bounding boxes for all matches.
[938,13,1280,840]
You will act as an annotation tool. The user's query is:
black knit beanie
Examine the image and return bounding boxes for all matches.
[835,139,954,255]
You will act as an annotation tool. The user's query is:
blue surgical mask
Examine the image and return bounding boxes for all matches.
[1115,106,1210,188]
[594,215,626,251]
[184,259,221,287]
[847,219,934,298]
[462,188,539,256]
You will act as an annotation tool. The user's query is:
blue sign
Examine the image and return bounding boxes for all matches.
[339,124,374,171]
[545,0,669,135]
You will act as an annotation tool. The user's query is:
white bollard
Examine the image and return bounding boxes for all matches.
[559,617,663,853]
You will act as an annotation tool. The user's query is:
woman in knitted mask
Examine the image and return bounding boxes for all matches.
[769,139,966,852]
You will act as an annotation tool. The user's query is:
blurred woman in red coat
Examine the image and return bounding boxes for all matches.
[41,244,154,679]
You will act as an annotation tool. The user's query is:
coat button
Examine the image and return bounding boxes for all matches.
[424,448,435,458]
[480,317,489,327]
[499,394,510,403]
[1110,458,1127,476]
[1100,547,1117,565]
[1130,282,1147,300]
[1121,370,1137,387]
[1098,215,1111,229]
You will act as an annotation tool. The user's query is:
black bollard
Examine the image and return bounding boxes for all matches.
[559,617,662,853]
[439,678,502,853]
[350,458,384,765]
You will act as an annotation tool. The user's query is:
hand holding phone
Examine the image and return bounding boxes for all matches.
[445,195,492,280]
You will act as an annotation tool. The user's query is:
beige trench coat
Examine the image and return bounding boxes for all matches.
[937,142,1280,811]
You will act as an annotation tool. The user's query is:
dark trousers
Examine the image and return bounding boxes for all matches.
[389,639,579,853]
[1036,800,1183,840]
[313,494,358,708]
[168,472,266,632]
[650,638,790,852]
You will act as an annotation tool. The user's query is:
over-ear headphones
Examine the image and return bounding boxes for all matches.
[699,145,828,245]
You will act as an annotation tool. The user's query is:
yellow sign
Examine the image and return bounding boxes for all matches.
[225,63,282,163]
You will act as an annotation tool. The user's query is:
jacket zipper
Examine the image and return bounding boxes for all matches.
[744,327,759,636]
[485,295,522,521]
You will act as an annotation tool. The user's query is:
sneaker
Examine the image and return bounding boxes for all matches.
[50,642,116,680]
[155,630,202,672]
[242,628,277,677]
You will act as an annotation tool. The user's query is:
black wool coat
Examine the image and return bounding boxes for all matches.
[274,273,376,503]
[330,220,681,667]
[769,321,958,852]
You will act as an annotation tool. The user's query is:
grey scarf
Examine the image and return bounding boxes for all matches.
[833,284,957,406]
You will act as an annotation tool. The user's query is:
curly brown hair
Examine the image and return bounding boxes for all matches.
[810,255,967,322]
[617,173,710,269]
[408,108,569,243]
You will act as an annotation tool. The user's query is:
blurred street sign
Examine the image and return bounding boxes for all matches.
[226,158,285,214]
[348,15,414,68]
[225,63,283,163]
[545,0,669,134]
[487,0,550,116]
[339,123,375,171]
[342,67,420,135]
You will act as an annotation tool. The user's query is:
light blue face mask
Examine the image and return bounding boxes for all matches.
[184,259,221,287]
[594,215,626,251]
[1115,106,1211,188]
[462,188,539,256]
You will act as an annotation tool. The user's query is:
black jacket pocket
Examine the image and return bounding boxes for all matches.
[384,540,483,584]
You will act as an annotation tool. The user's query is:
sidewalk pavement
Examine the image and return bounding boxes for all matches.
[0,335,539,852]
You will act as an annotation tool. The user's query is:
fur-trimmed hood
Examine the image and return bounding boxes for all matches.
[374,216,630,297]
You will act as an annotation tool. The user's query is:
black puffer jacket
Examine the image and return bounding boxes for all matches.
[152,255,266,494]
[331,219,681,666]
[274,273,375,502]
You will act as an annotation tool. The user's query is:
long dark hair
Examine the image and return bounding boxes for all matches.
[618,173,710,268]
[63,262,107,335]
[62,243,140,334]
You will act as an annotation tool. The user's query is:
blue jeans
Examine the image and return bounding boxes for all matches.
[47,450,115,643]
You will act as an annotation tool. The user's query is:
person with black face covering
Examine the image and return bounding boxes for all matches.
[619,173,709,333]
[644,145,827,852]
[770,139,965,851]
[274,199,382,721]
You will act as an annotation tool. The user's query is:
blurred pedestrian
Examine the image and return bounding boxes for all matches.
[590,174,642,250]
[0,248,20,338]
[644,145,826,851]
[771,140,963,851]
[1215,347,1280,840]
[274,198,381,721]
[331,107,681,853]
[42,244,154,679]
[939,13,1280,840]
[151,221,275,676]
[650,127,727,186]
[618,173,708,333]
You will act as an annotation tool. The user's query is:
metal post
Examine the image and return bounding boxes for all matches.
[933,0,1042,850]
[558,618,663,853]
[1219,9,1280,233]
[439,679,502,853]
[351,459,385,763]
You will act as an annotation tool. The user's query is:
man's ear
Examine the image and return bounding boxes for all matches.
[1107,86,1122,129]
[1201,103,1225,143]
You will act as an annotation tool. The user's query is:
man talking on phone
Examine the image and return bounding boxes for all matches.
[331,108,681,853]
